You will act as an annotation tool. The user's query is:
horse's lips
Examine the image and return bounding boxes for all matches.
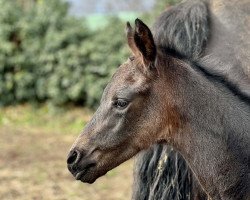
[75,168,97,184]
[75,167,108,184]
[75,170,86,180]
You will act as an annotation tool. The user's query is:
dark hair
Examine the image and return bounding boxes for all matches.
[153,0,210,59]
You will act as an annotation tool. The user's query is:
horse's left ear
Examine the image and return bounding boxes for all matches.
[134,19,156,67]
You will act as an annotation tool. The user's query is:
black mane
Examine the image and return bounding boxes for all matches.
[153,0,210,59]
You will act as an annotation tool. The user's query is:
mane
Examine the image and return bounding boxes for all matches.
[133,145,193,200]
[153,0,210,59]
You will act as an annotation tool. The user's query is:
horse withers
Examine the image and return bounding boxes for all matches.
[67,19,250,200]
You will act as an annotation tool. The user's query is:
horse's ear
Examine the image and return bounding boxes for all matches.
[134,19,156,66]
[126,22,139,56]
[126,19,156,68]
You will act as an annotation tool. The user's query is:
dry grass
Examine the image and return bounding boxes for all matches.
[0,105,133,200]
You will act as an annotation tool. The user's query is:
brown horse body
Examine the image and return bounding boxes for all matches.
[67,1,250,199]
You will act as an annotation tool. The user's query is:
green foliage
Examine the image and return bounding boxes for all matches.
[0,0,128,108]
[0,0,180,108]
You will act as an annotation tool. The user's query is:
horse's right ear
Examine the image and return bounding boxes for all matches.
[126,22,139,56]
[126,19,156,67]
[134,18,156,66]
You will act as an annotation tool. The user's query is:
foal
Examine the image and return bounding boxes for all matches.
[67,19,250,200]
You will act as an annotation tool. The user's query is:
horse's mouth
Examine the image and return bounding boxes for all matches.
[73,164,108,184]
[75,170,88,180]
[75,171,96,184]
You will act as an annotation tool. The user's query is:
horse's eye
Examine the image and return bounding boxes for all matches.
[113,99,129,109]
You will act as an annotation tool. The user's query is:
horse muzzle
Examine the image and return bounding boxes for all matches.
[67,148,98,183]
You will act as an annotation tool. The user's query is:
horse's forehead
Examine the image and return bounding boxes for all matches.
[113,62,141,85]
[106,61,146,95]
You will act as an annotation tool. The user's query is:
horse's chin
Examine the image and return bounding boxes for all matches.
[75,167,108,184]
[79,176,97,184]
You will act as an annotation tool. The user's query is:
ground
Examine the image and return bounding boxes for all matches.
[0,105,133,200]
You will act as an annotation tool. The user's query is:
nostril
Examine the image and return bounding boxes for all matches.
[67,150,80,165]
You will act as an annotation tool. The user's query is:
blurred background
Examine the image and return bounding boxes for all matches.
[0,0,180,199]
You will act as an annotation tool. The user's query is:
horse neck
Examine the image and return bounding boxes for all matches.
[158,56,250,199]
